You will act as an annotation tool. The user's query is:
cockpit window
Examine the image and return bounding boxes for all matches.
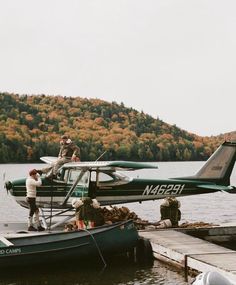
[90,171,114,183]
[97,171,131,186]
[99,172,115,183]
[67,169,89,186]
[64,169,131,187]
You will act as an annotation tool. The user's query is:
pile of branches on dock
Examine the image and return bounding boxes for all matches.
[179,221,219,228]
[67,204,219,231]
[101,206,149,229]
[68,202,220,231]
[100,206,219,230]
[64,205,149,231]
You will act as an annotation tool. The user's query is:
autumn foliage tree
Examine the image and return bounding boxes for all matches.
[0,92,229,163]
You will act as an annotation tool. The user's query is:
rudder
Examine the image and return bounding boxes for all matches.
[187,141,236,185]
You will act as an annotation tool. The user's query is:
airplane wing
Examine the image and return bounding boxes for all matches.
[40,156,58,164]
[63,160,158,171]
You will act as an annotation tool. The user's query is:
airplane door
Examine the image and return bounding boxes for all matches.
[66,169,89,198]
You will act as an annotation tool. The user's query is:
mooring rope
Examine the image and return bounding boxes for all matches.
[81,228,107,269]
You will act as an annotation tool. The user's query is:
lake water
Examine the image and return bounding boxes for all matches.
[0,162,235,285]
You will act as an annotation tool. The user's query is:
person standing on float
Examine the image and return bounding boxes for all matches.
[26,169,45,231]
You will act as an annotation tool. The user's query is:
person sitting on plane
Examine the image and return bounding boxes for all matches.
[26,169,45,231]
[39,134,80,180]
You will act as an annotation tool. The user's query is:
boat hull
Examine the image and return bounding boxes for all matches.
[0,220,138,268]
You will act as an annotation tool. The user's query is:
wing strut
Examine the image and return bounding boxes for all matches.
[61,170,87,206]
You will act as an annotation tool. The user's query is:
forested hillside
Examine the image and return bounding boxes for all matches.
[0,93,230,163]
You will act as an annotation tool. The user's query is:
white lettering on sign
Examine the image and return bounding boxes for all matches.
[0,248,21,255]
[142,184,185,196]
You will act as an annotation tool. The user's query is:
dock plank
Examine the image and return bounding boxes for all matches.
[190,253,236,271]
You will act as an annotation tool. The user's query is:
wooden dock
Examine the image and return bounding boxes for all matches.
[139,227,236,283]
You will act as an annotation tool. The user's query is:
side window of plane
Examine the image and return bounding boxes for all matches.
[62,169,69,182]
[68,170,77,183]
[57,169,66,182]
[68,169,89,186]
[89,171,115,184]
[98,172,115,185]
[97,171,130,187]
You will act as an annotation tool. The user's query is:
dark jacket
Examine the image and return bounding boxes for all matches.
[76,202,105,227]
[58,141,80,158]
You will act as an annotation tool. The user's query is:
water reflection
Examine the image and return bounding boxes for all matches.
[0,260,188,285]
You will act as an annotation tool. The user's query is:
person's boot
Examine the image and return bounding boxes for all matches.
[34,212,45,231]
[37,225,45,231]
[28,217,37,231]
[46,173,57,181]
[28,225,37,231]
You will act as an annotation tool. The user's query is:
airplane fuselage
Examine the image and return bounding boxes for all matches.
[8,176,223,209]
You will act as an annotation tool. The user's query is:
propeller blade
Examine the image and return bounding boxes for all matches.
[4,181,12,195]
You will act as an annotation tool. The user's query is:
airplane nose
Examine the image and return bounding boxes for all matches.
[5,181,13,191]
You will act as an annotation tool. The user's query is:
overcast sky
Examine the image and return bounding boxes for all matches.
[0,0,235,136]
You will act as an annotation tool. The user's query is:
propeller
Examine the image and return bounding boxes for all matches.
[3,171,12,195]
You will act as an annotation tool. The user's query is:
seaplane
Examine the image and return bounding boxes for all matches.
[4,140,236,228]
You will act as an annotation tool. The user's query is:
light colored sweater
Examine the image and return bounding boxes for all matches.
[26,175,42,198]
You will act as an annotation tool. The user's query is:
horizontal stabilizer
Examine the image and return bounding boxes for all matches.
[197,184,236,192]
[225,186,236,193]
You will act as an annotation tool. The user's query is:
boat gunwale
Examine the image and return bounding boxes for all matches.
[1,220,137,249]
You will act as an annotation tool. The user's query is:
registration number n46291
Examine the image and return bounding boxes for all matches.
[142,184,185,196]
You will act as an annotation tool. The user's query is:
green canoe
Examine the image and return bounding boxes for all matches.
[0,220,139,268]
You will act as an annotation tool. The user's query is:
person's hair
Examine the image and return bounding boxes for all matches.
[29,169,37,176]
[61,135,68,139]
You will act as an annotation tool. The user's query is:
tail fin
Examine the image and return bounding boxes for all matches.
[185,141,236,185]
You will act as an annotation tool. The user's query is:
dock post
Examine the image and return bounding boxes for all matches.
[184,254,189,282]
